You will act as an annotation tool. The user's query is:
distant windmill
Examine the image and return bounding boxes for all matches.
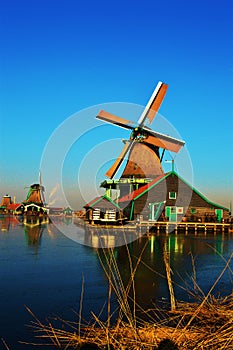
[23,184,45,205]
[97,82,185,179]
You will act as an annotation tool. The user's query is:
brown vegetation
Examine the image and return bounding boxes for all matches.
[19,246,233,349]
[21,293,232,349]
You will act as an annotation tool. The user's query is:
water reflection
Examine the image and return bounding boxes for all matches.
[50,216,149,248]
[0,216,232,349]
[0,214,21,231]
[23,216,49,253]
[19,216,232,305]
[98,233,233,319]
[84,226,147,248]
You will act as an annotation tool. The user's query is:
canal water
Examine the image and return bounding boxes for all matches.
[0,216,232,349]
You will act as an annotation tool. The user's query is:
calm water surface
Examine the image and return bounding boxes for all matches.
[0,216,232,349]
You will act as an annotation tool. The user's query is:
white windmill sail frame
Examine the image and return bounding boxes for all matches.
[137,81,163,125]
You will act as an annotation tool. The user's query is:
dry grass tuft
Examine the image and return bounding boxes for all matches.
[22,298,233,349]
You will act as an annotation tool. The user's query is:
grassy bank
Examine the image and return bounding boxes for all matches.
[23,293,233,349]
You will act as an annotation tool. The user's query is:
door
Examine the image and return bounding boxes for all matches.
[215,209,223,222]
[165,206,177,222]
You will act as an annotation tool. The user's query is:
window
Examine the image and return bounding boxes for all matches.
[169,191,176,199]
[177,207,183,214]
[190,208,196,214]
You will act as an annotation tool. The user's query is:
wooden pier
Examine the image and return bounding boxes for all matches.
[139,221,232,235]
[81,218,233,235]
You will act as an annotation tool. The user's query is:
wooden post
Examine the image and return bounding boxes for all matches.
[163,240,176,311]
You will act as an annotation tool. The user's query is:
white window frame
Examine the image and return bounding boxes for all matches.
[169,191,177,199]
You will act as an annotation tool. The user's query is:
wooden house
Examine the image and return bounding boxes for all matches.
[84,195,125,224]
[48,207,64,216]
[62,207,73,216]
[0,194,12,213]
[1,194,12,207]
[0,195,24,215]
[5,203,24,215]
[118,170,229,223]
[23,203,48,216]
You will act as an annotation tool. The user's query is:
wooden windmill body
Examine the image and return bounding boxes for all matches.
[23,183,48,216]
[97,82,185,199]
[23,184,45,205]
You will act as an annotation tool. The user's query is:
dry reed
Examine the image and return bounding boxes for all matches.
[21,240,233,350]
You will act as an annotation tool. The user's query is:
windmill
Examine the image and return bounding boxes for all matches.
[23,184,45,205]
[96,81,185,181]
[22,173,48,216]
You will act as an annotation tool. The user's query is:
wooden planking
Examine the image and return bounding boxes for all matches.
[140,221,231,234]
[122,172,229,221]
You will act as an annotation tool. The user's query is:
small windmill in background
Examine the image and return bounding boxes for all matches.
[22,172,48,217]
[22,172,46,206]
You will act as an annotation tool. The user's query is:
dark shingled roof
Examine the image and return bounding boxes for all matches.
[118,173,167,203]
[84,195,121,210]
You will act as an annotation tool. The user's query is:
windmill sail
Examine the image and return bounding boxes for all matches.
[106,141,132,179]
[39,171,46,204]
[143,130,185,153]
[145,83,168,124]
[97,110,134,130]
[138,82,168,125]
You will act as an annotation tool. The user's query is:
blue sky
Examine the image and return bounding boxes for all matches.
[0,0,233,209]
